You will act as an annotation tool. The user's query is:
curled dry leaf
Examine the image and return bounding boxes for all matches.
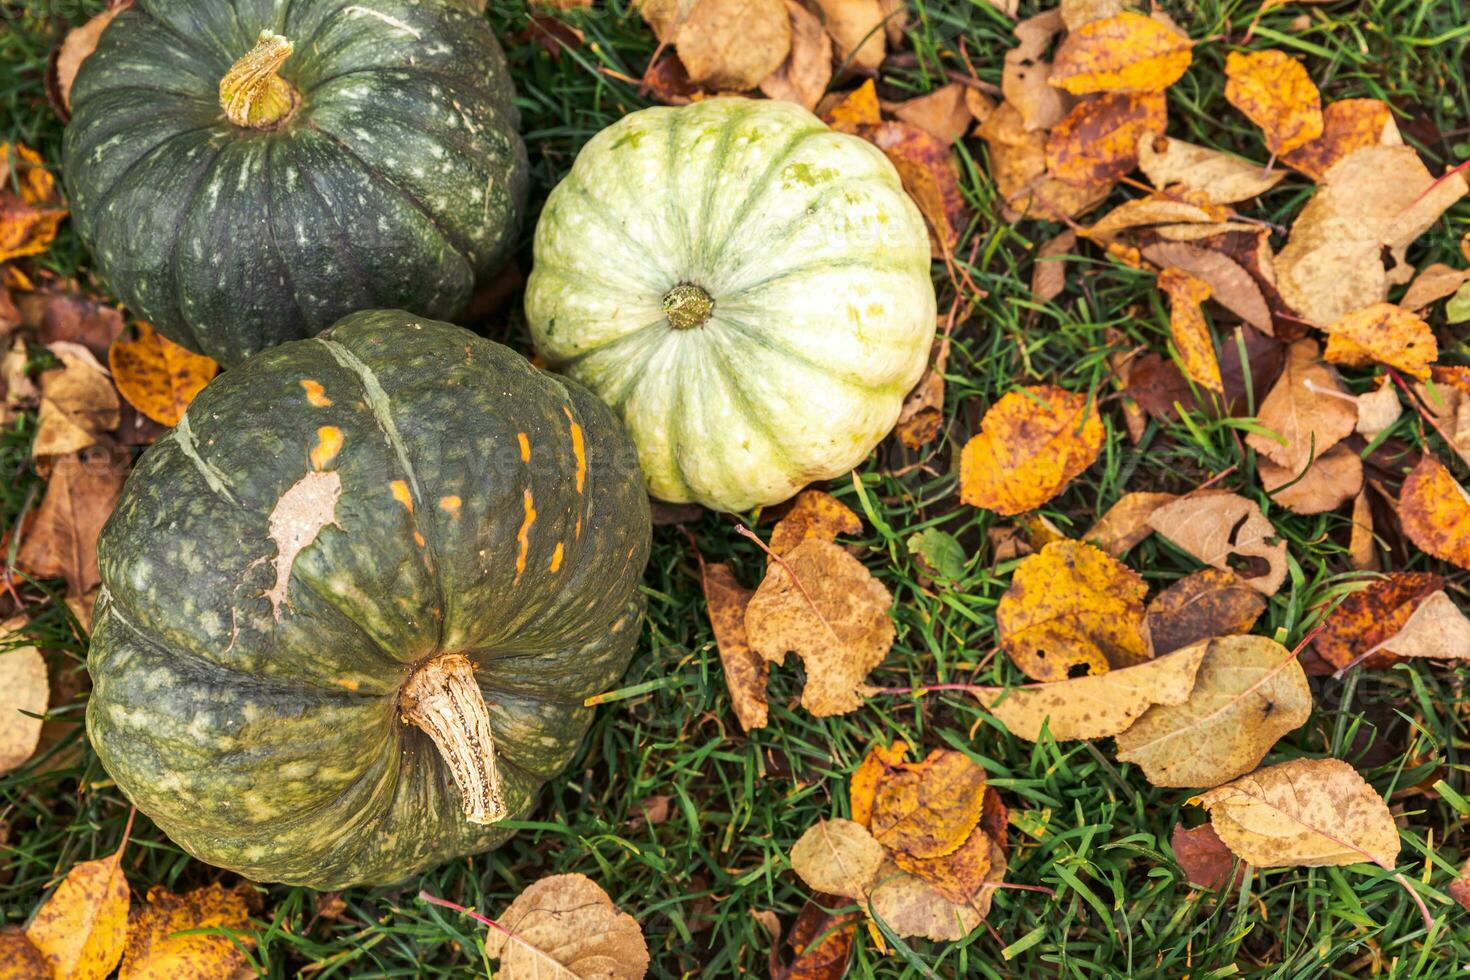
[1321,303,1436,380]
[863,121,968,253]
[894,337,948,449]
[1048,11,1193,95]
[1223,50,1322,156]
[1031,230,1077,302]
[0,617,47,775]
[1416,367,1470,466]
[959,385,1104,516]
[975,641,1207,742]
[1355,380,1401,440]
[485,873,649,980]
[26,848,131,980]
[1192,757,1399,869]
[1045,92,1167,186]
[850,739,909,828]
[1139,241,1273,335]
[643,0,791,90]
[34,342,120,459]
[700,562,768,731]
[1115,636,1310,788]
[889,84,973,145]
[1245,339,1356,474]
[770,900,858,980]
[1401,263,1470,312]
[1082,491,1176,557]
[1280,98,1401,181]
[977,103,1113,222]
[1158,266,1222,394]
[1137,133,1285,205]
[745,538,894,716]
[108,322,219,427]
[769,489,862,560]
[789,818,887,899]
[118,882,255,980]
[1146,569,1266,656]
[759,0,832,112]
[1399,455,1470,571]
[1004,9,1072,133]
[809,0,886,72]
[17,442,130,598]
[0,143,67,263]
[1085,197,1229,245]
[1171,824,1244,891]
[1147,490,1288,595]
[1258,443,1362,515]
[52,4,129,117]
[996,541,1151,681]
[870,749,988,859]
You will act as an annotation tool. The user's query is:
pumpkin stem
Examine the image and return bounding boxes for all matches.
[219,30,300,129]
[662,283,714,330]
[400,653,507,825]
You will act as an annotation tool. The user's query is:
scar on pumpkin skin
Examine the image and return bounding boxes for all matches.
[310,426,343,471]
[514,489,536,583]
[550,542,564,572]
[264,469,342,620]
[300,379,332,407]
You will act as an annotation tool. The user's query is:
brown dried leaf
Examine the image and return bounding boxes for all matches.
[1349,490,1377,571]
[1146,569,1266,656]
[789,818,886,899]
[977,104,1113,222]
[1355,380,1401,440]
[1258,443,1362,515]
[484,873,649,979]
[1449,859,1470,914]
[865,845,1004,941]
[16,443,129,597]
[1280,98,1401,181]
[809,0,885,72]
[1245,339,1356,473]
[889,83,972,145]
[119,882,255,980]
[1314,572,1444,671]
[1031,230,1077,302]
[771,900,858,980]
[1399,455,1470,571]
[26,848,130,980]
[759,0,832,112]
[35,290,125,361]
[894,337,947,449]
[746,539,894,716]
[33,342,119,459]
[1159,266,1222,394]
[1321,303,1437,380]
[53,5,128,116]
[1004,9,1072,132]
[1139,241,1274,334]
[1416,367,1470,467]
[649,0,792,90]
[871,749,988,859]
[1045,92,1167,186]
[1192,757,1399,869]
[1137,133,1285,204]
[1147,490,1288,595]
[1083,491,1176,557]
[1116,636,1310,788]
[958,385,1104,516]
[1049,11,1193,96]
[1171,824,1243,891]
[996,540,1150,681]
[1085,197,1229,245]
[0,617,47,775]
[1401,263,1470,312]
[1223,50,1323,156]
[701,562,768,731]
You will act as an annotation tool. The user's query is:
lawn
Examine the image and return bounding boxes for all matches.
[3,0,1470,976]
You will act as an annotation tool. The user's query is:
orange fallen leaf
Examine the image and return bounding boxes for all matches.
[1158,266,1222,394]
[771,900,858,980]
[1223,50,1323,156]
[850,739,909,828]
[996,540,1150,681]
[1045,91,1167,186]
[700,562,768,732]
[1399,455,1470,571]
[1049,11,1193,95]
[119,882,255,980]
[0,143,67,263]
[823,79,881,134]
[1313,571,1444,671]
[865,848,1003,941]
[769,489,862,559]
[959,385,1104,516]
[1321,303,1437,380]
[1280,98,1401,181]
[889,83,972,145]
[976,104,1114,222]
[891,821,994,904]
[27,842,131,980]
[108,322,219,427]
[870,749,988,859]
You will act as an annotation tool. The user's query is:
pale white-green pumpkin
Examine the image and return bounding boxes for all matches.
[525,98,937,512]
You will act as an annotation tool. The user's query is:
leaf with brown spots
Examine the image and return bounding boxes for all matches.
[1280,98,1401,181]
[26,845,131,980]
[865,845,1004,941]
[758,0,832,112]
[976,103,1114,222]
[119,882,255,980]
[1321,303,1437,380]
[789,818,886,899]
[850,740,909,828]
[16,442,130,597]
[33,342,119,459]
[700,562,768,731]
[871,749,988,859]
[996,540,1150,681]
[108,322,219,427]
[1313,572,1445,671]
[483,873,649,979]
[863,122,968,254]
[1223,50,1323,156]
[0,143,67,263]
[822,79,881,133]
[1258,443,1363,515]
[642,0,791,90]
[1400,455,1470,571]
[745,539,894,716]
[959,385,1104,517]
[809,0,885,72]
[1245,339,1356,474]
[1158,266,1222,394]
[889,83,973,145]
[1171,824,1243,891]
[1147,491,1288,595]
[769,900,858,980]
[1045,92,1167,186]
[1146,569,1266,656]
[1004,9,1072,132]
[1049,11,1193,95]
[0,616,47,776]
[1361,591,1470,663]
[1138,241,1274,335]
[974,641,1208,742]
[769,489,862,560]
[0,928,50,979]
[1137,133,1285,205]
[1116,636,1310,788]
[1192,757,1399,869]
[891,822,994,904]
[1082,491,1177,557]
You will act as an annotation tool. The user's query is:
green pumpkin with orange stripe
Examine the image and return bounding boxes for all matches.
[85,312,650,889]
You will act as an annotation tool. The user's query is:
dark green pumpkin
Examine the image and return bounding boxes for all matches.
[87,312,650,889]
[63,0,528,367]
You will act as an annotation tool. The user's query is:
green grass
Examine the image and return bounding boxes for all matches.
[3,0,1470,975]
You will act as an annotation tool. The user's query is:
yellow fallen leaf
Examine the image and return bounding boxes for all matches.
[850,739,909,828]
[108,322,219,427]
[959,385,1104,516]
[976,104,1114,222]
[1137,132,1285,204]
[823,79,881,134]
[768,489,862,561]
[870,749,987,859]
[1399,455,1470,571]
[1049,11,1193,95]
[0,144,67,263]
[118,882,255,980]
[0,928,51,979]
[699,562,768,732]
[1224,50,1323,156]
[789,818,886,898]
[996,540,1150,681]
[1045,91,1167,186]
[26,846,130,980]
[484,873,649,979]
[0,616,47,775]
[1321,303,1437,380]
[1158,266,1222,393]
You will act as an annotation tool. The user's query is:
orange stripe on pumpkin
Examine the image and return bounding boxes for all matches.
[389,480,414,512]
[566,411,586,494]
[550,542,564,572]
[518,432,531,463]
[309,426,343,471]
[514,489,536,583]
[438,495,461,515]
[300,379,332,407]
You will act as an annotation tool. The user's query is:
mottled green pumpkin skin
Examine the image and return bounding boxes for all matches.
[87,313,650,889]
[63,0,528,366]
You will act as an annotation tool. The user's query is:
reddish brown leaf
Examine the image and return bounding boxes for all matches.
[1171,823,1244,890]
[1045,92,1167,186]
[1313,572,1444,671]
[16,441,129,597]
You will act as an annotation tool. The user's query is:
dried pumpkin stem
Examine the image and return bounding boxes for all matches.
[662,282,713,330]
[219,31,300,129]
[401,653,506,825]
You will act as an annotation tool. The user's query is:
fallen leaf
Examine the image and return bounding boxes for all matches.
[0,144,67,263]
[809,0,885,72]
[1171,824,1244,891]
[1004,10,1072,132]
[1321,303,1437,380]
[746,539,894,716]
[1313,571,1444,671]
[959,385,1104,516]
[769,489,862,560]
[977,104,1113,221]
[16,442,130,597]
[1116,636,1310,788]
[1192,757,1399,868]
[484,873,649,980]
[822,79,880,133]
[1399,455,1470,571]
[645,0,791,90]
[1280,98,1401,181]
[1146,569,1266,656]
[52,5,128,116]
[975,641,1208,741]
[1355,379,1401,440]
[0,617,47,775]
[0,928,50,979]
[701,562,768,731]
[789,819,886,899]
[641,50,699,105]
[1147,491,1288,595]
[850,740,909,828]
[894,338,947,449]
[1449,859,1470,915]
[1158,266,1222,393]
[864,121,968,253]
[871,749,988,859]
[1223,50,1323,156]
[1258,443,1362,515]
[996,540,1150,681]
[1417,367,1470,466]
[1245,339,1356,473]
[1275,145,1469,326]
[889,84,972,145]
[118,882,254,980]
[108,322,219,427]
[906,528,966,581]
[35,290,125,361]
[1139,241,1274,334]
[1085,197,1230,244]
[27,847,130,980]
[891,822,994,904]
[1060,0,1122,29]
[1349,490,1377,571]
[1031,230,1077,302]
[1362,591,1470,663]
[1400,263,1470,312]
[1082,491,1176,557]
[770,900,857,980]
[1049,11,1193,95]
[1137,133,1285,204]
[1450,281,1470,323]
[962,86,995,127]
[33,342,120,459]
[876,0,905,46]
[1045,91,1167,186]
[759,0,832,112]
[1127,329,1287,425]
[628,795,672,830]
[866,845,1004,941]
